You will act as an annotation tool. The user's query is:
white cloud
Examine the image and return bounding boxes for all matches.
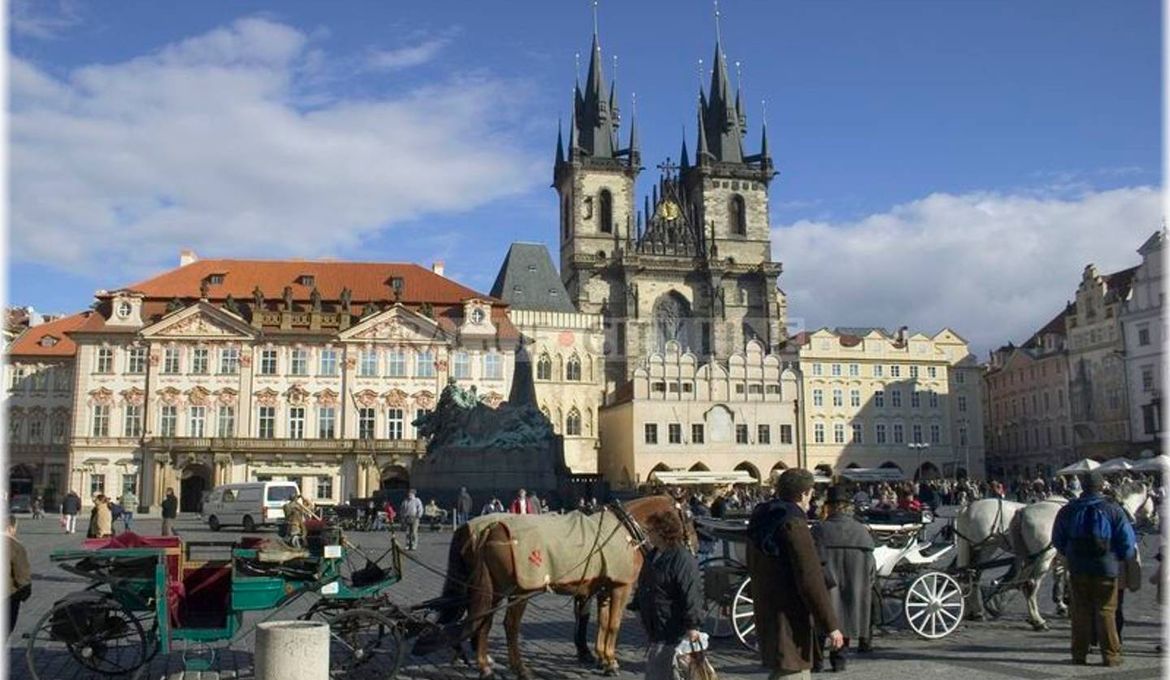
[10,17,542,275]
[772,186,1163,358]
[367,37,451,71]
[10,0,82,39]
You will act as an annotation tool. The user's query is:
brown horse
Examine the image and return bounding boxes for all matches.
[438,496,696,679]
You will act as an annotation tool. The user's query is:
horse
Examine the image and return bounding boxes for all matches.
[437,495,697,679]
[955,480,1151,629]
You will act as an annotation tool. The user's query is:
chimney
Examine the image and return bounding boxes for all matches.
[179,249,198,267]
[432,261,445,277]
[896,326,908,344]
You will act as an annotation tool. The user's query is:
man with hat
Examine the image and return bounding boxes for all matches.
[1052,471,1137,667]
[811,485,877,669]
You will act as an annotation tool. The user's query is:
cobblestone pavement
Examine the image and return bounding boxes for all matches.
[4,513,1165,679]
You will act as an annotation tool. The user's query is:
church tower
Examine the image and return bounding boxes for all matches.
[554,25,640,317]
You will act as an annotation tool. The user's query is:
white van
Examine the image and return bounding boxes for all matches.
[201,481,299,532]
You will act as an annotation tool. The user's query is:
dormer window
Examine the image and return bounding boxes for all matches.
[40,336,58,348]
[207,273,226,285]
[389,277,405,298]
[297,275,315,287]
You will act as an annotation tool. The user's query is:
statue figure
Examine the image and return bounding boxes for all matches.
[199,279,210,300]
[223,294,241,316]
[627,282,639,319]
[166,297,184,314]
[252,286,265,312]
[310,287,322,313]
[412,377,555,453]
[419,301,434,319]
[339,287,353,314]
[282,286,294,311]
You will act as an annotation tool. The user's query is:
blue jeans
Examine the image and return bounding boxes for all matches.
[122,512,133,532]
[455,511,468,526]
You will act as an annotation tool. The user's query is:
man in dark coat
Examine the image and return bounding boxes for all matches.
[455,487,473,526]
[635,509,704,680]
[748,469,843,679]
[61,490,81,534]
[811,485,876,671]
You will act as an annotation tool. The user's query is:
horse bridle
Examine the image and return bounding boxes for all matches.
[607,499,697,557]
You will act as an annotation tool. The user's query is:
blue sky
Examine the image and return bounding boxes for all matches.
[8,0,1163,356]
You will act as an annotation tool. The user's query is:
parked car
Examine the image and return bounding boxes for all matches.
[8,494,31,514]
[200,481,299,532]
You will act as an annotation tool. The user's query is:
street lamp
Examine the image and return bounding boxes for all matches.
[907,441,931,481]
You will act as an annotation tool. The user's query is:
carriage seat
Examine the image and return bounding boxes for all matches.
[87,533,184,628]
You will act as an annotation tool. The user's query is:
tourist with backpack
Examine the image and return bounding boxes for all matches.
[1052,471,1137,667]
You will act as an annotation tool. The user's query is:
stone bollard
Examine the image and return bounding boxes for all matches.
[254,620,330,680]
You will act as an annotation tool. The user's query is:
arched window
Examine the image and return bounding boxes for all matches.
[536,354,552,381]
[599,190,613,233]
[566,407,582,436]
[729,194,746,235]
[566,355,582,381]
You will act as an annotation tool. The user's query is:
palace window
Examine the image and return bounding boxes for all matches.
[259,349,278,376]
[813,389,824,407]
[191,348,209,375]
[123,405,142,438]
[955,371,965,384]
[891,390,902,408]
[874,390,885,407]
[831,363,842,377]
[452,351,471,379]
[54,367,71,391]
[566,409,582,436]
[359,349,378,377]
[875,423,887,444]
[416,350,435,377]
[162,347,180,374]
[668,423,682,444]
[358,408,376,440]
[483,353,503,380]
[930,424,941,444]
[850,389,861,407]
[318,407,336,439]
[929,391,939,408]
[1142,365,1155,392]
[958,395,967,412]
[220,347,240,375]
[316,476,333,500]
[644,423,658,444]
[928,366,937,378]
[537,354,552,380]
[892,423,904,444]
[90,404,110,437]
[912,424,923,443]
[290,348,308,376]
[257,406,275,439]
[758,424,771,445]
[736,424,749,444]
[565,355,582,381]
[814,423,825,443]
[780,424,793,444]
[959,426,968,447]
[28,417,44,442]
[849,363,860,377]
[873,365,884,378]
[90,475,106,498]
[319,348,338,376]
[1138,326,1151,346]
[851,423,863,443]
[386,349,406,377]
[127,346,147,374]
[217,405,235,438]
[691,424,705,444]
[832,389,843,407]
[890,365,901,378]
[159,405,177,437]
[122,474,136,495]
[387,409,404,440]
[911,391,921,409]
[833,423,845,444]
[95,347,114,374]
[909,366,919,379]
[812,363,823,376]
[52,418,66,443]
[189,406,206,438]
[288,407,305,440]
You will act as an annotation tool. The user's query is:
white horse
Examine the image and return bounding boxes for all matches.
[955,481,1151,630]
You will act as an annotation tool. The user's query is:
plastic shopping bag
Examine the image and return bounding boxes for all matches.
[674,633,717,680]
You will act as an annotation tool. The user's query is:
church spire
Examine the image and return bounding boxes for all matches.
[698,2,745,164]
[574,22,617,159]
[679,127,690,170]
[555,118,565,166]
[627,92,640,168]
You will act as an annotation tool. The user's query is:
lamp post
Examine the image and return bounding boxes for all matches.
[907,441,931,481]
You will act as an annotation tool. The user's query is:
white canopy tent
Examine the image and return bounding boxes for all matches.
[1131,455,1169,474]
[1096,457,1134,474]
[649,471,757,486]
[839,468,906,482]
[1057,459,1100,475]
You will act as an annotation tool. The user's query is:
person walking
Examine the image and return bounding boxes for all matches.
[87,495,113,539]
[509,488,536,514]
[160,488,178,536]
[456,487,473,526]
[400,489,424,550]
[747,468,843,680]
[61,490,81,534]
[6,517,31,635]
[811,486,876,669]
[634,509,704,680]
[1052,471,1137,667]
[31,495,43,520]
[120,489,138,533]
[282,494,308,546]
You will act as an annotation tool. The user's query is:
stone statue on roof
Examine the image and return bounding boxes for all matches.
[282,286,294,311]
[310,287,322,312]
[339,287,352,314]
[252,286,264,311]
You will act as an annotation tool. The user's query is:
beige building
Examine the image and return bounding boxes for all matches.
[983,308,1075,478]
[5,313,88,506]
[491,243,606,473]
[599,340,799,488]
[58,254,519,511]
[793,327,985,480]
[1067,264,1136,459]
[1120,230,1165,454]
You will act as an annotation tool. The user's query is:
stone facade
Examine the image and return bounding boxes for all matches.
[1067,264,1136,459]
[1120,230,1165,453]
[794,328,985,480]
[598,340,799,489]
[983,310,1075,478]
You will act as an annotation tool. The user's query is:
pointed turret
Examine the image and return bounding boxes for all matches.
[696,100,711,163]
[700,41,744,163]
[627,112,640,168]
[759,120,770,163]
[555,119,565,166]
[574,32,617,159]
[679,130,690,170]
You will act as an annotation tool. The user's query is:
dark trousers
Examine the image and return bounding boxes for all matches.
[1069,573,1121,665]
[8,597,19,635]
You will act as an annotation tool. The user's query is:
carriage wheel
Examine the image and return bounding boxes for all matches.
[904,572,965,639]
[731,577,758,652]
[314,608,405,680]
[26,596,152,680]
[698,557,743,639]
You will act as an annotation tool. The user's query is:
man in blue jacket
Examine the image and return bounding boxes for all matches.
[1052,471,1136,667]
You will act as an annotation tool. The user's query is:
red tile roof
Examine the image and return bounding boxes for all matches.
[7,312,91,358]
[116,259,499,307]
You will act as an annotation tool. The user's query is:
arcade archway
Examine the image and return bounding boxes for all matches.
[179,463,211,513]
[380,465,410,491]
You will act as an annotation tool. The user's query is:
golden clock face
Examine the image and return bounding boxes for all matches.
[658,200,680,221]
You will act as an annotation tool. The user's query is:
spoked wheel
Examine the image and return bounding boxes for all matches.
[313,608,405,680]
[731,577,758,652]
[26,595,153,680]
[904,572,965,639]
[698,557,744,640]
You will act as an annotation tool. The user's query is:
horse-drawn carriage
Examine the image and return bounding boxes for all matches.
[25,521,413,680]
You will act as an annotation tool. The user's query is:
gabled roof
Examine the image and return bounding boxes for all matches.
[117,259,497,307]
[1103,266,1138,302]
[7,312,90,358]
[490,243,576,313]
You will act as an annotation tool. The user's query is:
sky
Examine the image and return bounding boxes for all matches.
[7,0,1164,358]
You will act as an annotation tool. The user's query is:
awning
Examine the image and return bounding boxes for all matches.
[1097,457,1134,474]
[839,468,906,482]
[649,471,757,486]
[1132,455,1169,473]
[1056,458,1100,475]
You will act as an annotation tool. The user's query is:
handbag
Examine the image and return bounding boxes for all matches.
[1124,551,1142,593]
[13,583,31,603]
[674,634,717,680]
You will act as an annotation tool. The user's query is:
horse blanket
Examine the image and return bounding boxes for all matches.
[468,510,640,590]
